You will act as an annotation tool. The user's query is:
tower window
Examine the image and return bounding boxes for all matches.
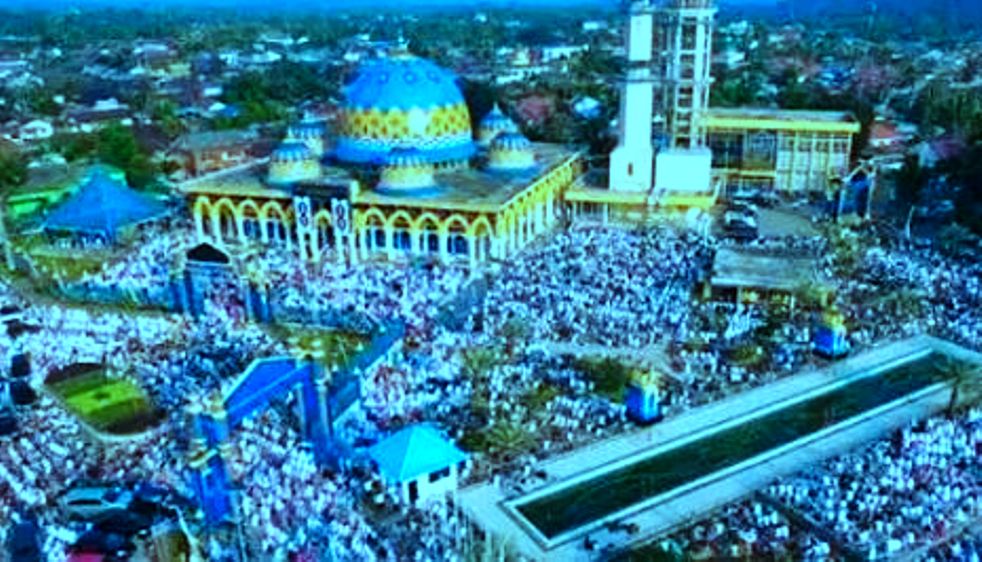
[628,164,634,176]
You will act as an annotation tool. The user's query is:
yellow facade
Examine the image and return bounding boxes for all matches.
[183,152,583,270]
[706,109,860,194]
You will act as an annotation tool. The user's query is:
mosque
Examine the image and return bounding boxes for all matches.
[181,0,862,268]
[182,51,583,270]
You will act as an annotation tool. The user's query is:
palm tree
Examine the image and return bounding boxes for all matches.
[936,358,982,416]
[484,422,536,462]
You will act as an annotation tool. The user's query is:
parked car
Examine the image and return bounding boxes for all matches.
[62,487,133,521]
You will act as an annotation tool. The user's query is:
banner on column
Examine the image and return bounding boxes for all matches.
[331,199,351,238]
[294,196,314,236]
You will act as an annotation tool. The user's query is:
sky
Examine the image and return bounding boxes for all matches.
[1,0,778,10]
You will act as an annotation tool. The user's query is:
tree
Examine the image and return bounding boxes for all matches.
[0,146,27,192]
[937,223,975,256]
[96,124,157,188]
[151,100,184,139]
[0,146,24,271]
[936,358,982,417]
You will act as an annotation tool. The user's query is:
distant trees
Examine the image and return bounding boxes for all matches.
[936,144,982,236]
[912,81,982,140]
[218,62,340,128]
[95,124,157,188]
[0,146,27,193]
[49,125,157,188]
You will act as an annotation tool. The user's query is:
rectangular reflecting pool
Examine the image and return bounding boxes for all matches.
[515,352,962,540]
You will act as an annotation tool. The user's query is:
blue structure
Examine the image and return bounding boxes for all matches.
[42,167,168,244]
[189,321,406,526]
[368,424,468,503]
[334,54,476,166]
[814,308,850,359]
[624,372,663,425]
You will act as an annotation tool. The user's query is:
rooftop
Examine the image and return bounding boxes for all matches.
[354,143,577,213]
[706,107,861,134]
[711,247,826,292]
[171,129,259,152]
[368,424,468,484]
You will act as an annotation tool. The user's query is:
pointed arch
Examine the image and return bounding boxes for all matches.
[470,216,493,263]
[239,200,262,242]
[387,210,414,255]
[213,197,240,244]
[415,212,442,255]
[193,197,215,241]
[260,201,292,248]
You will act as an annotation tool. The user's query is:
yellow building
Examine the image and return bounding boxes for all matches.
[181,53,583,270]
[706,108,860,195]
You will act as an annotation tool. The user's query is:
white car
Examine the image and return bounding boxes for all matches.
[62,487,133,520]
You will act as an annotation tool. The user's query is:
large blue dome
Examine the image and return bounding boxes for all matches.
[335,54,475,166]
[344,56,466,112]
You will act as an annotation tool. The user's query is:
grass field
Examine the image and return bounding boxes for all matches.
[47,368,161,435]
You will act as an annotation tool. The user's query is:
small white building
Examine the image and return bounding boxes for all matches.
[18,119,54,142]
[368,424,469,505]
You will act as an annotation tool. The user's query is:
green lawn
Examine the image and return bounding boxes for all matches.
[48,369,160,435]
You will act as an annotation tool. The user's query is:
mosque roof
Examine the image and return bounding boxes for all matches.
[43,168,168,237]
[335,54,475,165]
[480,104,518,132]
[368,424,467,484]
[492,132,532,151]
[271,141,314,163]
[344,55,465,112]
[287,120,327,139]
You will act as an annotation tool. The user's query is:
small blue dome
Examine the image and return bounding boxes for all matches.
[272,141,314,163]
[344,55,465,111]
[288,120,326,139]
[481,104,517,131]
[492,132,531,151]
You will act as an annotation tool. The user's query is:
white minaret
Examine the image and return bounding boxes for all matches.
[657,0,717,149]
[609,2,656,194]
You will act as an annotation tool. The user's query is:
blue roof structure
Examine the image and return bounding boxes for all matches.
[271,141,314,163]
[368,424,468,484]
[334,54,476,166]
[344,56,465,112]
[480,104,518,133]
[43,168,167,238]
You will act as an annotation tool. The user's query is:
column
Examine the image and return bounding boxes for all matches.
[438,230,449,263]
[194,206,206,241]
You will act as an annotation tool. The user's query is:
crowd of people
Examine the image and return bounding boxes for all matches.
[769,408,982,560]
[839,246,982,352]
[2,206,981,561]
[483,227,710,348]
[643,498,836,561]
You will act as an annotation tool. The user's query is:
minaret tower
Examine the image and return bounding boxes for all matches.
[609,1,656,193]
[657,0,717,149]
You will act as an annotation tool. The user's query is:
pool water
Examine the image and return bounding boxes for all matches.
[516,353,958,540]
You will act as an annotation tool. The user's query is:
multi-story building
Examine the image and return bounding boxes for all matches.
[578,0,863,224]
[706,108,858,195]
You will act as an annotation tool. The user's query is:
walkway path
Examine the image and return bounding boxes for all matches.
[459,336,980,561]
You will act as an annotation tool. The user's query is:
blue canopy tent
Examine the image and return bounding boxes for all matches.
[42,168,168,244]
